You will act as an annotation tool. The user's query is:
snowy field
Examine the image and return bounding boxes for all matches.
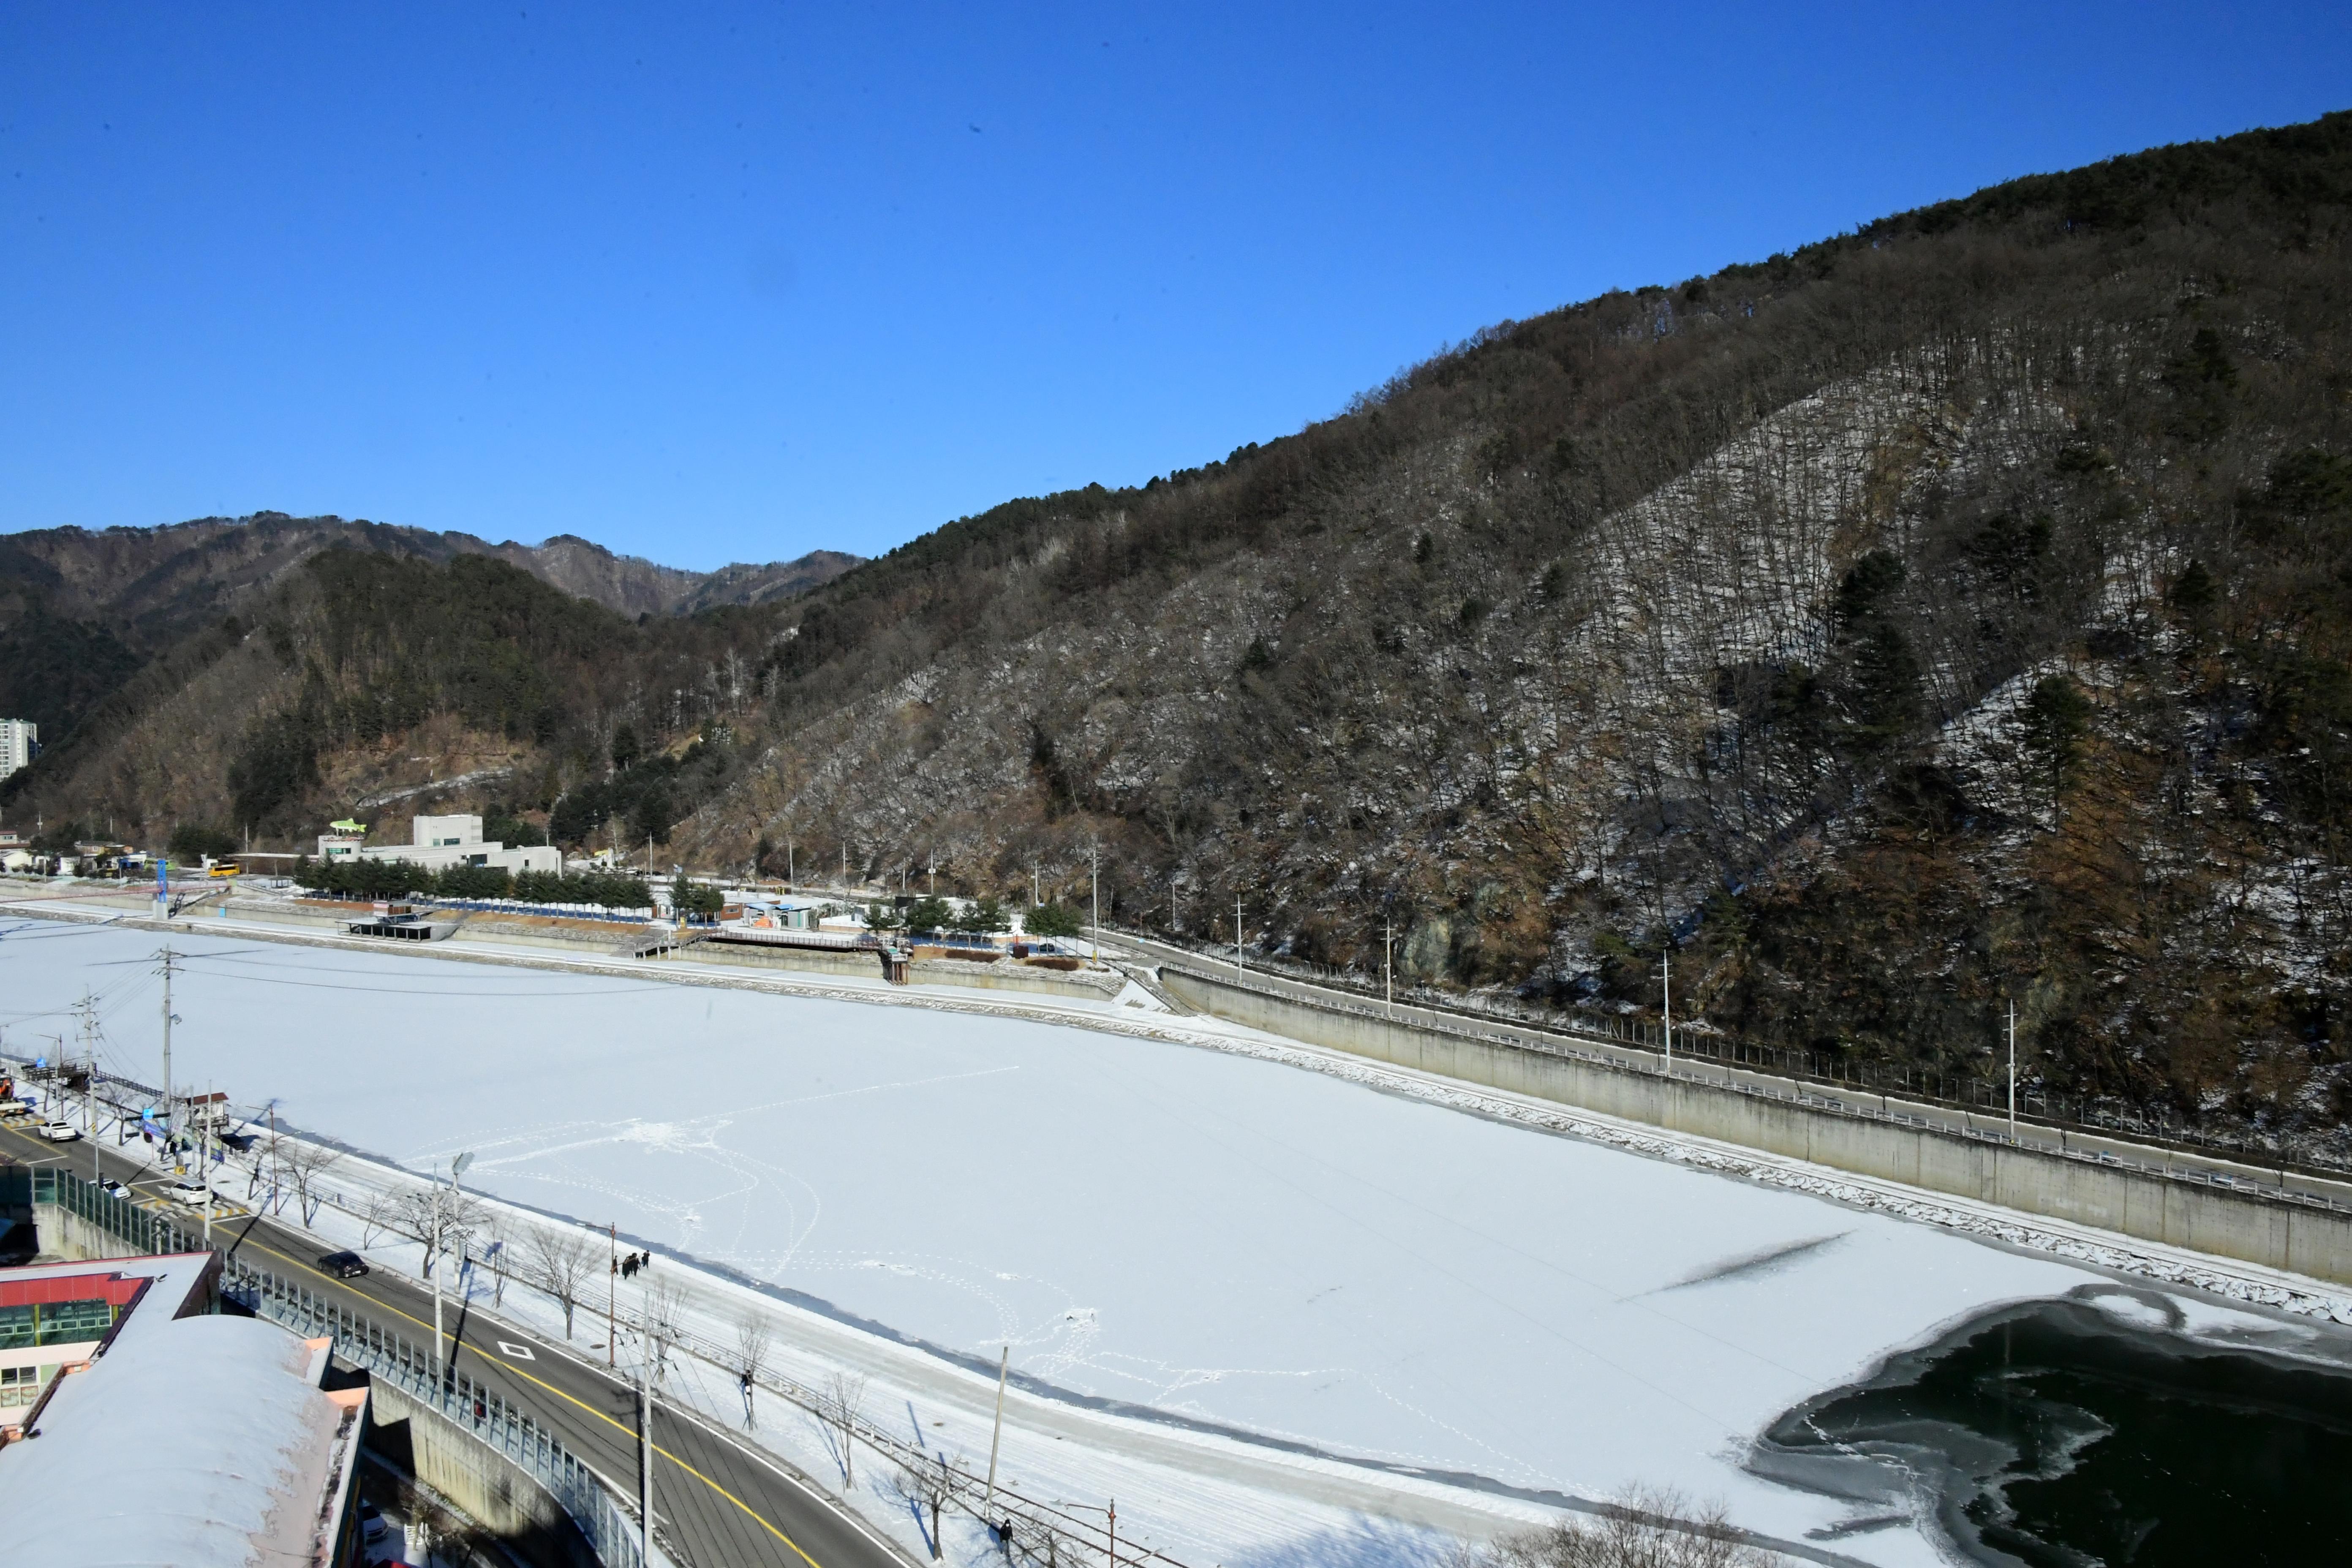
[5,915,2337,1566]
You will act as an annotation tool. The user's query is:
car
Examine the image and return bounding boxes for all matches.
[98,1179,132,1200]
[163,1178,210,1206]
[38,1122,81,1142]
[317,1250,370,1279]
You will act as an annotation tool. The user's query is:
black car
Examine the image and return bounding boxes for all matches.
[317,1250,370,1279]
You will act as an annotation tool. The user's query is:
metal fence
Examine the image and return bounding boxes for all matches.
[1127,927,2352,1181]
[23,1162,645,1568]
[607,1296,1190,1568]
[220,1257,645,1568]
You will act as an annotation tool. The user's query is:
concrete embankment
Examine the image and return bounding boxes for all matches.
[1158,963,2352,1288]
[26,885,1124,1004]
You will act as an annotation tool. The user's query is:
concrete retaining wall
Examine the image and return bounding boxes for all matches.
[367,1381,602,1568]
[1161,966,2352,1286]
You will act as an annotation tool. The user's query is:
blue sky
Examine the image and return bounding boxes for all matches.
[3,4,2346,570]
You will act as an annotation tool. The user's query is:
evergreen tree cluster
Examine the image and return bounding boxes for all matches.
[293,854,651,911]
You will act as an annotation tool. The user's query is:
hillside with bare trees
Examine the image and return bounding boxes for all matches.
[13,112,2352,1150]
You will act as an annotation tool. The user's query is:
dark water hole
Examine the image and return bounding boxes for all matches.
[1754,1289,2352,1565]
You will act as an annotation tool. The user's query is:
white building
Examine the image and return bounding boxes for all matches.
[0,720,35,780]
[322,814,560,876]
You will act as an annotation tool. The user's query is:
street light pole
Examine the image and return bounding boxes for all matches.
[1235,896,1243,977]
[433,1151,475,1394]
[2007,1000,2017,1141]
[639,1353,655,1563]
[1384,916,1394,1017]
[1090,844,1100,963]
[984,1344,1009,1514]
[1661,947,1673,1076]
[431,1162,445,1393]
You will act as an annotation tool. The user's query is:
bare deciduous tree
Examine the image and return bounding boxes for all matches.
[643,1277,689,1388]
[275,1140,340,1227]
[394,1186,487,1283]
[479,1211,514,1306]
[525,1228,594,1340]
[735,1312,772,1429]
[888,1451,962,1561]
[819,1370,868,1488]
[1476,1490,1767,1568]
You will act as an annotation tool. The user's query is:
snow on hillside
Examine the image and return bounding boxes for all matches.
[4,919,2319,1565]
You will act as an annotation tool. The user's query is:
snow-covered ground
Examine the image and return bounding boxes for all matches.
[7,913,2346,1567]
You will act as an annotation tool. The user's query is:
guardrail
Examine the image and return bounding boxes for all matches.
[222,1257,647,1568]
[1149,953,2352,1217]
[1122,926,2352,1177]
[604,1295,1189,1568]
[21,1160,647,1568]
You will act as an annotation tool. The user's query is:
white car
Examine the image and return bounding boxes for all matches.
[98,1179,132,1200]
[38,1122,81,1142]
[164,1179,211,1206]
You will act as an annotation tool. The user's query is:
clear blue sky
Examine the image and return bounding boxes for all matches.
[3,3,2346,570]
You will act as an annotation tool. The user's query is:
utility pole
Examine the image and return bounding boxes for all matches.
[1661,947,1673,1075]
[1090,844,1100,963]
[607,1222,618,1368]
[1235,896,1243,977]
[639,1353,655,1564]
[157,947,177,1154]
[2007,1000,2017,1141]
[984,1344,1009,1514]
[1384,916,1394,1017]
[787,836,794,889]
[841,841,848,889]
[83,1012,100,1183]
[201,1081,214,1249]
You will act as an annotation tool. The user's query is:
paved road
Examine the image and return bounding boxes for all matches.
[1,1118,905,1568]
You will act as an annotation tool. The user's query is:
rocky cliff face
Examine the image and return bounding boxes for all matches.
[675,115,2352,1139]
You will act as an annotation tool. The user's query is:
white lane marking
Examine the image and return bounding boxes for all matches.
[496,1340,536,1360]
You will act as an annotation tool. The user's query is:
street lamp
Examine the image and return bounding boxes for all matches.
[432,1151,475,1395]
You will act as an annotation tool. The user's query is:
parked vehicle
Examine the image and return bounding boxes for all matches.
[317,1250,370,1279]
[38,1121,81,1142]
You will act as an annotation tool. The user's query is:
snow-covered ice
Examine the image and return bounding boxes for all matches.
[5,915,2339,1565]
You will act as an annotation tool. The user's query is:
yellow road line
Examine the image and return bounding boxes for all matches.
[245,1239,824,1567]
[5,1119,829,1563]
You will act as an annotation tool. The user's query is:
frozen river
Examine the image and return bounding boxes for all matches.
[4,916,2311,1563]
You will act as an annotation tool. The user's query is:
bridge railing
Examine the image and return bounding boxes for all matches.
[220,1256,648,1568]
[23,1161,648,1568]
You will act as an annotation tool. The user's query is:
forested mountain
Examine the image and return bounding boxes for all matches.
[12,112,2352,1147]
[0,512,856,749]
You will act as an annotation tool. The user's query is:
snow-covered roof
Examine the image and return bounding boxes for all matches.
[0,1269,364,1568]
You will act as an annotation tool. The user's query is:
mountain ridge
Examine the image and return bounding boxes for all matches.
[0,512,858,745]
[8,110,2352,1149]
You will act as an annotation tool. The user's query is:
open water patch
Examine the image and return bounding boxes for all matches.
[1753,1287,2352,1565]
